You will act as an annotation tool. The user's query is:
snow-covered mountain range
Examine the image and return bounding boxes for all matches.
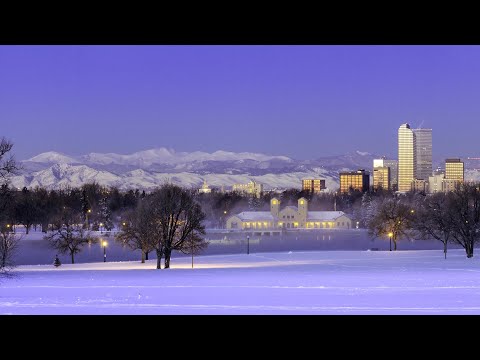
[11,148,384,191]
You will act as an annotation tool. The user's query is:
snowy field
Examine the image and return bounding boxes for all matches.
[2,249,480,314]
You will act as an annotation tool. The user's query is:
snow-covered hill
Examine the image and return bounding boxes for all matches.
[16,148,381,191]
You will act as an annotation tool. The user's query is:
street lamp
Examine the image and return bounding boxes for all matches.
[99,222,103,234]
[388,232,393,252]
[247,235,250,255]
[86,209,92,229]
[102,240,107,262]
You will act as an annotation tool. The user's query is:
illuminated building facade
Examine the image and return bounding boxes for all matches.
[302,179,326,193]
[226,198,352,230]
[445,158,464,181]
[339,169,370,193]
[373,166,390,190]
[398,123,416,192]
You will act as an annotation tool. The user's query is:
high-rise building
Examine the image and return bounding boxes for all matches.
[413,128,432,180]
[398,123,416,192]
[373,167,390,190]
[445,158,464,181]
[339,169,370,193]
[302,179,326,193]
[373,158,398,190]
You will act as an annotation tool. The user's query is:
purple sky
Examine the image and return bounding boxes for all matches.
[1,45,480,161]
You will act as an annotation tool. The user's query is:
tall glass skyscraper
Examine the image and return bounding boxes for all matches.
[413,128,432,180]
[398,124,416,192]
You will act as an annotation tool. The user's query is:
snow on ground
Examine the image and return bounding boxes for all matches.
[2,249,480,314]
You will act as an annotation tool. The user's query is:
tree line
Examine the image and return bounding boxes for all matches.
[2,136,480,273]
[363,184,480,258]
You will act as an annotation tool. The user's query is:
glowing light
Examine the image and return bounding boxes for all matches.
[87,209,92,213]
[122,222,126,226]
[388,232,393,238]
[99,223,103,227]
[300,200,304,205]
[102,241,107,247]
[272,200,277,204]
[6,224,10,228]
[224,211,227,214]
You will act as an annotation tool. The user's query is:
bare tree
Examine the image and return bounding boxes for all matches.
[0,137,19,183]
[0,226,20,274]
[447,183,480,258]
[115,200,156,263]
[412,193,453,259]
[0,138,19,234]
[367,196,414,251]
[149,184,206,269]
[44,207,96,264]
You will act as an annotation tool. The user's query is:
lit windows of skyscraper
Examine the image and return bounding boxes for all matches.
[412,128,432,181]
[398,124,416,192]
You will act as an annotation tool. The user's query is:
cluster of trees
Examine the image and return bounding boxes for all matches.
[0,138,20,274]
[115,184,207,269]
[1,183,146,235]
[363,183,480,258]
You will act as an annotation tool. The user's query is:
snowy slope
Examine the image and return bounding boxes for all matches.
[11,164,339,191]
[3,250,480,314]
[17,148,386,191]
[27,151,78,164]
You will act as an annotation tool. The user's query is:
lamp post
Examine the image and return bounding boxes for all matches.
[247,235,250,255]
[99,222,103,234]
[86,209,92,229]
[388,232,393,252]
[102,240,107,262]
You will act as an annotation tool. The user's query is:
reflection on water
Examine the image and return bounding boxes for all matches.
[14,229,454,265]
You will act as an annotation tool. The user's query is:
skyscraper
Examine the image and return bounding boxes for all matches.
[373,158,398,191]
[413,128,432,180]
[398,123,416,192]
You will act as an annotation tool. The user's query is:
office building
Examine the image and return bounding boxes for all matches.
[339,169,370,193]
[398,123,416,192]
[373,166,390,190]
[373,158,398,190]
[302,179,326,193]
[445,158,464,181]
[428,174,445,194]
[413,128,432,180]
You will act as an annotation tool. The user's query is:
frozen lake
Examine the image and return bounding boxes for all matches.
[12,229,453,265]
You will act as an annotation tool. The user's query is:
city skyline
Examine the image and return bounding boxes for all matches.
[2,45,480,161]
